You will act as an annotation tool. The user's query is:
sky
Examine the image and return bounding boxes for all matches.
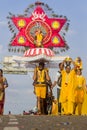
[0,0,87,114]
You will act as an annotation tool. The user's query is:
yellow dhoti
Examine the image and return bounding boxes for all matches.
[35,84,46,99]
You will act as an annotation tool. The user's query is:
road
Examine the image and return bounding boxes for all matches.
[0,115,87,130]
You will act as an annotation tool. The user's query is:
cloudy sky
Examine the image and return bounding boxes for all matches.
[0,0,87,114]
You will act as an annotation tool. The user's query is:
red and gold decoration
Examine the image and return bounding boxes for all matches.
[7,1,70,53]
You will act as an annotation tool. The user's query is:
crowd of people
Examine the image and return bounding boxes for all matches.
[0,56,87,116]
[33,57,87,115]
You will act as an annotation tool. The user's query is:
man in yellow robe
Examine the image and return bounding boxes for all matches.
[59,59,75,115]
[73,68,87,115]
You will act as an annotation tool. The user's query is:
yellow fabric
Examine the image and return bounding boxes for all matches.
[35,32,43,47]
[37,33,43,43]
[36,67,47,82]
[75,61,82,69]
[50,76,87,115]
[74,75,86,88]
[51,97,87,115]
[0,77,4,88]
[61,101,73,115]
[59,69,75,114]
[74,75,86,103]
[75,92,87,115]
[0,77,4,101]
[74,88,84,103]
[51,100,58,115]
[82,92,87,115]
[59,69,75,103]
[35,84,46,98]
[0,91,4,101]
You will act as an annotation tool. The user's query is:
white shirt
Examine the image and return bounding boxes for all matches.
[55,71,61,89]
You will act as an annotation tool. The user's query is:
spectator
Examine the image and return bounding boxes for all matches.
[59,58,75,115]
[0,69,8,115]
[51,62,64,115]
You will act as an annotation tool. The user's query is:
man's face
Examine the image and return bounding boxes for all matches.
[59,64,64,71]
[39,64,44,70]
[76,69,82,75]
[65,66,71,73]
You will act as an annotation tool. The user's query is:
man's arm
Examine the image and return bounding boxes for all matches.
[51,72,60,89]
[33,68,37,81]
[51,81,57,89]
[3,77,8,88]
[45,69,51,81]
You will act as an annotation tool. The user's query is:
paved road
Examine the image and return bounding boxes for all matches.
[0,115,87,130]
